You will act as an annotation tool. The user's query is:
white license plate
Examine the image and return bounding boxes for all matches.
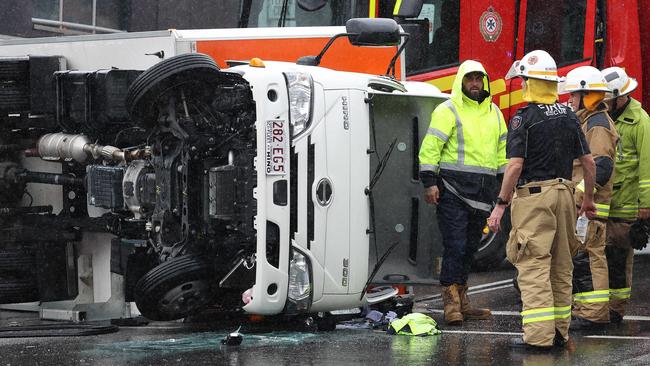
[265,119,288,175]
[330,308,362,315]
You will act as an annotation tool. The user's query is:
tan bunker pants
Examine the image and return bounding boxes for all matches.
[572,219,610,322]
[507,179,580,347]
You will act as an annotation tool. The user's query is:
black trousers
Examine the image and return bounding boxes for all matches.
[436,189,487,286]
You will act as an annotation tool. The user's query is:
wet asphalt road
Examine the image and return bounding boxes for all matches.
[1,255,649,365]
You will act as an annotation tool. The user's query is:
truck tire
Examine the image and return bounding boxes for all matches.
[0,248,36,274]
[472,208,511,271]
[0,277,39,304]
[134,255,215,321]
[125,53,221,125]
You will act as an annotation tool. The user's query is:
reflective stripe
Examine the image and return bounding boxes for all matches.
[521,306,571,324]
[521,307,555,324]
[576,180,597,194]
[639,180,650,187]
[427,127,450,142]
[595,203,610,218]
[609,206,638,219]
[497,165,506,174]
[392,0,403,14]
[555,306,571,319]
[621,78,631,94]
[499,133,507,142]
[420,164,438,172]
[566,83,607,90]
[573,290,610,303]
[610,288,632,300]
[440,162,497,175]
[528,70,558,77]
[444,100,465,165]
[441,178,493,213]
[620,154,639,161]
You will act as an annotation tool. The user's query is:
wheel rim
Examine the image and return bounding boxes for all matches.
[157,280,211,316]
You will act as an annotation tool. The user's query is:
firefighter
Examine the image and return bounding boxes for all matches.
[419,60,507,325]
[560,66,619,329]
[601,67,650,323]
[488,50,596,350]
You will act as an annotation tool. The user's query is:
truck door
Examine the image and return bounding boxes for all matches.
[508,0,597,115]
[368,92,447,285]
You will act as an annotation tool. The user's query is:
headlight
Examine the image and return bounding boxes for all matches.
[288,248,312,309]
[284,71,313,137]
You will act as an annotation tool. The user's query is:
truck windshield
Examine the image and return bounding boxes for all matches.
[242,0,356,28]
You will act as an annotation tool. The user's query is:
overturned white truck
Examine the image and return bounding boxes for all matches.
[0,19,447,322]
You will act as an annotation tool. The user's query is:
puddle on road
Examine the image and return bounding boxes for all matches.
[96,331,318,351]
[85,331,320,361]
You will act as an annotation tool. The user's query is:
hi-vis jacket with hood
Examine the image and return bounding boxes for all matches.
[609,98,650,219]
[419,60,507,205]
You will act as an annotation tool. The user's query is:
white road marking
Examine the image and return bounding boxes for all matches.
[466,284,514,296]
[585,335,650,340]
[418,283,514,303]
[442,330,523,336]
[622,315,650,321]
[416,279,515,302]
[467,279,514,290]
[425,309,650,321]
[426,309,520,316]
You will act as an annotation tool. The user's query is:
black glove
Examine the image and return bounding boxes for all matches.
[629,220,650,250]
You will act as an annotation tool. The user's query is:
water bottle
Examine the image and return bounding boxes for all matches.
[576,215,589,243]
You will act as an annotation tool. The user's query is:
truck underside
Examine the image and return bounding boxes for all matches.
[0,54,261,320]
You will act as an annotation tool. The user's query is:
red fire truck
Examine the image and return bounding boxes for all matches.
[198,0,649,117]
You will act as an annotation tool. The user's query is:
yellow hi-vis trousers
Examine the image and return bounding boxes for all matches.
[507,179,580,347]
[572,219,610,323]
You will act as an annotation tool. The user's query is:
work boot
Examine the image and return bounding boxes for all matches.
[609,310,624,324]
[570,316,607,331]
[459,284,492,320]
[441,285,463,325]
[553,329,568,348]
[509,338,553,352]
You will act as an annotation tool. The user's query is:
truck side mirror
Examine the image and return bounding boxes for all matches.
[393,0,423,18]
[297,18,406,78]
[346,18,401,46]
[297,0,328,11]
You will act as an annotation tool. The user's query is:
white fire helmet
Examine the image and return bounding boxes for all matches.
[505,50,559,82]
[558,66,610,95]
[601,67,638,99]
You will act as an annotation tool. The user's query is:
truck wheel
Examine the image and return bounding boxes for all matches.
[134,255,215,321]
[125,53,221,125]
[472,208,511,271]
[0,277,39,304]
[0,247,36,274]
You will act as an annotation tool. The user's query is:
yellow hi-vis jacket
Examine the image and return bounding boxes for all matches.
[419,60,507,185]
[610,98,650,219]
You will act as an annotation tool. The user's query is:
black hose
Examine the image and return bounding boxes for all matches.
[0,324,119,338]
[19,171,84,187]
[0,206,53,216]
